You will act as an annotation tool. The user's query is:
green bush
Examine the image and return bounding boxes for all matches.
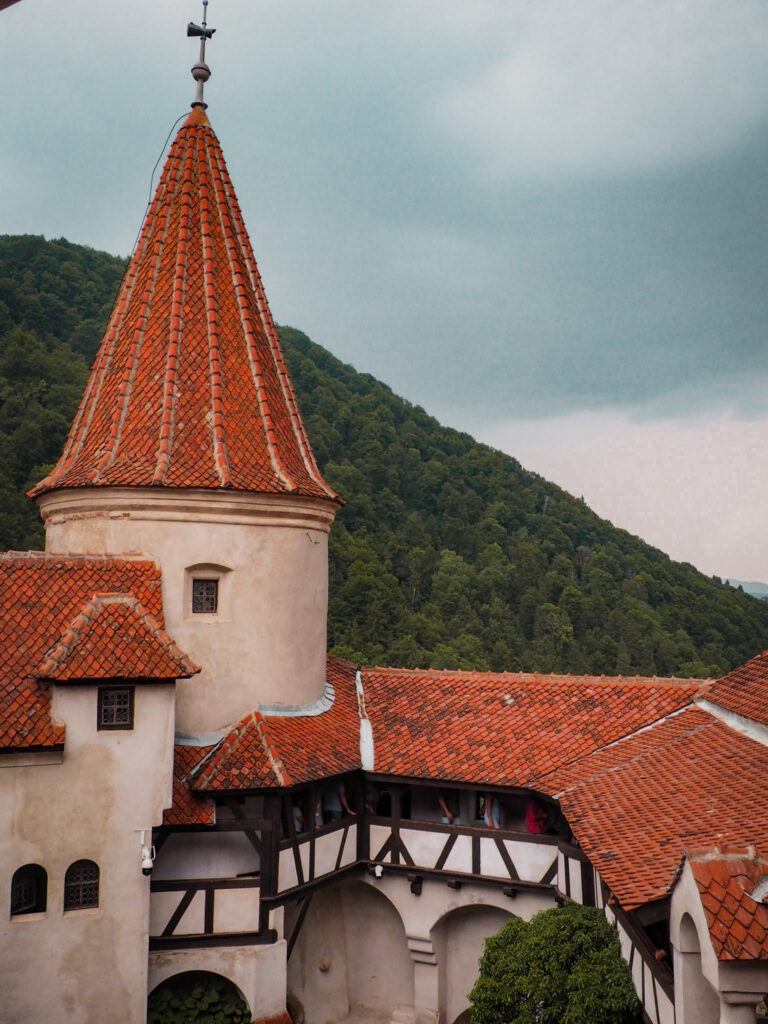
[147,973,252,1024]
[469,903,642,1024]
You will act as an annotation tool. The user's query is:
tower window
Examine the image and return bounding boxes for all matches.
[192,578,218,614]
[98,686,134,730]
[64,860,99,911]
[10,864,47,916]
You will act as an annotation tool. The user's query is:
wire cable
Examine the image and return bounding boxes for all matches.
[129,111,188,255]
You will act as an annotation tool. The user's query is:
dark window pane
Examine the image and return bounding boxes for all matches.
[98,687,134,730]
[64,860,99,910]
[192,578,218,613]
[11,864,47,915]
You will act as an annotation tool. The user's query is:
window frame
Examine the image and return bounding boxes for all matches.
[97,685,135,731]
[192,577,219,614]
[63,859,100,912]
[10,864,47,917]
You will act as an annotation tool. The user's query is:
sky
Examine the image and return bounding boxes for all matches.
[2,0,768,580]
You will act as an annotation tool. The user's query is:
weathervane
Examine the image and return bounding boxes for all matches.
[188,0,216,109]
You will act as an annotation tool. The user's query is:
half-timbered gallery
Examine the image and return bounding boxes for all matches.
[2,17,768,1024]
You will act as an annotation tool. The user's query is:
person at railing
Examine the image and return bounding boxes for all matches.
[322,780,356,823]
[484,792,502,829]
[525,797,550,834]
[438,788,461,825]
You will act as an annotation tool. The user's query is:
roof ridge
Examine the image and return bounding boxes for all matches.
[1,551,155,565]
[548,708,714,798]
[36,592,200,680]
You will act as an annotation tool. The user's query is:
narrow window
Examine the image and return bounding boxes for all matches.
[64,860,99,911]
[98,686,134,730]
[10,864,47,916]
[192,578,218,614]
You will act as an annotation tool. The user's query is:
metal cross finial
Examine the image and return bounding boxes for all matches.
[188,0,216,109]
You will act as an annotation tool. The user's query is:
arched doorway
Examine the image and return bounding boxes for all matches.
[147,971,250,1023]
[288,879,413,1024]
[676,914,719,1024]
[431,904,511,1024]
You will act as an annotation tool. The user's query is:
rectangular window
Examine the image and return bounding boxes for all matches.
[192,578,218,614]
[98,686,134,730]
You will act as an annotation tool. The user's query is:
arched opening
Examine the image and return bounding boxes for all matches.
[147,971,250,1023]
[10,863,47,916]
[63,859,99,911]
[676,913,719,1024]
[288,879,413,1024]
[431,904,511,1024]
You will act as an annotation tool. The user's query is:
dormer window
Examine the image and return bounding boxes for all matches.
[98,686,134,730]
[192,578,218,614]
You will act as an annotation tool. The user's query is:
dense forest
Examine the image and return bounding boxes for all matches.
[2,233,768,679]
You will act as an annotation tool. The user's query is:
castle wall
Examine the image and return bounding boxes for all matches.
[148,942,288,1020]
[288,879,414,1024]
[431,904,511,1024]
[38,488,337,732]
[0,682,175,1024]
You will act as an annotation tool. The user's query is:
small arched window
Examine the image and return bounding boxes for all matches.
[64,860,99,911]
[10,864,47,916]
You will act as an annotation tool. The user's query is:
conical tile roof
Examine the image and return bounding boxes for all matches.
[32,107,338,503]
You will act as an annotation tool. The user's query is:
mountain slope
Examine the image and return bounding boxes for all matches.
[2,235,767,677]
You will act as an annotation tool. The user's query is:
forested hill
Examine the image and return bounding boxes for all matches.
[2,234,768,679]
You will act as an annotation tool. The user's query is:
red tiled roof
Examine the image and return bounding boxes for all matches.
[38,593,199,681]
[0,553,169,750]
[705,647,768,728]
[194,662,699,792]
[195,656,359,791]
[362,667,702,786]
[688,846,768,960]
[31,106,337,504]
[163,744,216,826]
[540,708,768,909]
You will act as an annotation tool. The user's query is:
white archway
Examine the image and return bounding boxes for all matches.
[674,914,719,1024]
[431,904,511,1024]
[288,878,414,1024]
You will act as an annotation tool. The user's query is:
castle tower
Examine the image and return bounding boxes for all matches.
[31,74,340,734]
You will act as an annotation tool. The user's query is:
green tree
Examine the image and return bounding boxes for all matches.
[469,904,641,1024]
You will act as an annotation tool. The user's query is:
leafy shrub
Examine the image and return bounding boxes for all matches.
[469,903,642,1024]
[147,973,251,1024]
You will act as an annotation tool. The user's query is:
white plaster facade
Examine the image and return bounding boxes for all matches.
[0,681,175,1024]
[39,487,337,732]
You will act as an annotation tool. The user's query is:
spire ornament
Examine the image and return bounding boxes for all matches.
[187,0,215,109]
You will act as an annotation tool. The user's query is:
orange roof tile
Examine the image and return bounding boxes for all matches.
[164,744,216,826]
[540,708,768,909]
[195,662,699,792]
[0,553,172,750]
[362,667,702,786]
[705,647,768,728]
[195,656,361,791]
[31,107,338,504]
[688,847,768,960]
[38,593,199,681]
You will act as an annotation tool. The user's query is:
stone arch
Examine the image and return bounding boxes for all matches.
[675,914,719,1024]
[431,903,511,1024]
[288,877,413,1024]
[147,971,250,1020]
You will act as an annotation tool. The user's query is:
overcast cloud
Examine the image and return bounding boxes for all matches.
[2,0,768,577]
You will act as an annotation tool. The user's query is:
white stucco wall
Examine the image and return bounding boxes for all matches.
[432,904,511,1024]
[149,941,287,1020]
[289,879,415,1024]
[0,682,175,1024]
[38,487,337,732]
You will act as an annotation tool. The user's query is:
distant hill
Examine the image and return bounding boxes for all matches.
[725,579,768,602]
[2,234,768,678]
